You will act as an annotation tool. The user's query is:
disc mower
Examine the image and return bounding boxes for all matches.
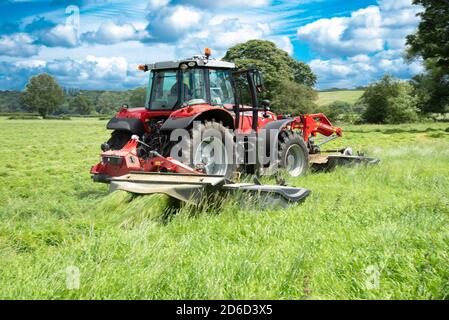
[90,49,378,206]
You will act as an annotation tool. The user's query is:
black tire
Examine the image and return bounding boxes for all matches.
[278,131,309,177]
[166,120,237,179]
[107,130,132,150]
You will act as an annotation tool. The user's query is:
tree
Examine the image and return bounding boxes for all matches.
[406,0,449,113]
[21,73,65,117]
[271,80,318,115]
[96,92,117,114]
[69,95,93,115]
[129,87,147,108]
[406,0,449,71]
[410,59,449,114]
[360,76,418,124]
[223,40,317,99]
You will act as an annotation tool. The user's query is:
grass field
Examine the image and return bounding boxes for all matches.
[0,117,448,299]
[317,90,364,106]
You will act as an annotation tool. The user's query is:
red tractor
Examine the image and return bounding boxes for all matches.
[91,49,377,205]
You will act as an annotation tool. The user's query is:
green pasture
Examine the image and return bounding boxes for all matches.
[317,90,364,106]
[0,117,448,299]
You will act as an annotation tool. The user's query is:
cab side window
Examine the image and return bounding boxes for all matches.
[209,69,234,106]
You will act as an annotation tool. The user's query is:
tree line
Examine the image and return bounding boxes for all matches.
[0,78,147,117]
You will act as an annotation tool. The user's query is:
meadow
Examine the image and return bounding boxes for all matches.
[317,90,364,106]
[0,117,448,299]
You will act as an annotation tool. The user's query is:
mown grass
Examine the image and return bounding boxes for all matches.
[0,117,448,299]
[317,90,364,106]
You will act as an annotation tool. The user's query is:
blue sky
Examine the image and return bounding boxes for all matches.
[0,0,423,90]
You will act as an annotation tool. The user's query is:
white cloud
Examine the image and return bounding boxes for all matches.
[310,50,424,89]
[0,55,146,90]
[297,0,423,88]
[378,0,413,11]
[297,0,421,57]
[297,6,384,56]
[0,33,39,57]
[83,21,150,44]
[14,60,46,69]
[147,0,170,9]
[174,18,278,58]
[146,5,203,42]
[46,56,130,81]
[175,0,270,8]
[38,24,80,48]
[168,6,201,30]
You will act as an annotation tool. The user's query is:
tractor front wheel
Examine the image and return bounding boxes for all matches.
[278,132,309,177]
[107,130,132,150]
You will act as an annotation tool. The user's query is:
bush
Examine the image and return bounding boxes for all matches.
[385,91,419,124]
[320,101,353,122]
[361,75,418,124]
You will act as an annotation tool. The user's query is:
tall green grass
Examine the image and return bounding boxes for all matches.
[0,117,448,299]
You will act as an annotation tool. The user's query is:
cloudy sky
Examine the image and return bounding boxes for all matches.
[0,0,423,90]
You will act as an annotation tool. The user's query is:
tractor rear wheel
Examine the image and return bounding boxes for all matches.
[167,121,237,179]
[278,132,309,177]
[192,121,237,178]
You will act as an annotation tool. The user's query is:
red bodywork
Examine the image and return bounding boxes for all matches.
[91,104,342,179]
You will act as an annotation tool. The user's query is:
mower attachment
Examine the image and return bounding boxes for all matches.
[310,151,380,171]
[109,172,225,204]
[109,172,310,206]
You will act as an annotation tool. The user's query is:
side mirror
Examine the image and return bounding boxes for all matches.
[261,99,271,109]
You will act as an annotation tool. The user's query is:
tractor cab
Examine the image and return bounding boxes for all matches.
[138,50,270,134]
[141,53,238,111]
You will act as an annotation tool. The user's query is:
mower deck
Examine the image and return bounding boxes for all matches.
[109,172,310,206]
[309,153,380,171]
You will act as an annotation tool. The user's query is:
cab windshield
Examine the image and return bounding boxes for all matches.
[146,67,236,110]
[147,68,208,110]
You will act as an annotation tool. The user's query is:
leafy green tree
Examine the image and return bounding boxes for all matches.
[290,61,317,87]
[223,40,317,100]
[410,59,449,114]
[271,80,317,115]
[21,73,65,117]
[69,94,93,115]
[406,0,449,113]
[385,86,419,124]
[360,75,418,124]
[406,0,449,71]
[96,92,117,114]
[129,87,147,108]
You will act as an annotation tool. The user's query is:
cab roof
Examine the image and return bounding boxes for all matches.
[145,55,235,71]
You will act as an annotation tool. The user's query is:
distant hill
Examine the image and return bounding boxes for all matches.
[317,90,364,106]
